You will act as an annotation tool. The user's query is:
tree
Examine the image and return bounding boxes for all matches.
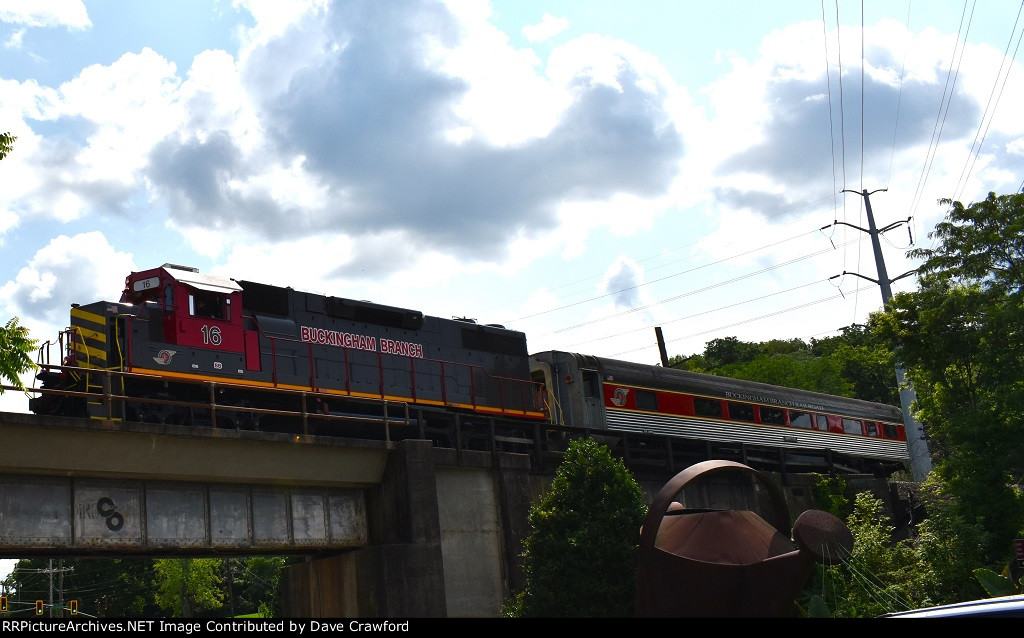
[4,557,159,618]
[870,191,1024,590]
[670,330,900,404]
[153,558,224,617]
[0,134,35,395]
[0,317,37,394]
[503,437,647,617]
[811,324,900,405]
[230,556,287,617]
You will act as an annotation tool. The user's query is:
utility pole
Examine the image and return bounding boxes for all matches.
[40,560,73,618]
[829,188,932,482]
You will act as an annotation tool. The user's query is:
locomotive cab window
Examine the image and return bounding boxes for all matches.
[694,397,722,418]
[190,292,229,321]
[581,370,600,398]
[635,390,658,411]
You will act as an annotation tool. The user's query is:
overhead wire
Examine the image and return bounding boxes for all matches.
[609,283,878,357]
[492,193,839,321]
[951,0,1024,202]
[549,237,862,335]
[511,3,1007,361]
[886,2,912,189]
[908,0,976,228]
[822,0,840,229]
[506,225,827,323]
[567,279,824,346]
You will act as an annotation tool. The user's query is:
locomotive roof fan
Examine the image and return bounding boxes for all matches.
[636,459,853,617]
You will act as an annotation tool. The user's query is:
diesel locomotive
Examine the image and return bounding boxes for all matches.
[27,263,910,473]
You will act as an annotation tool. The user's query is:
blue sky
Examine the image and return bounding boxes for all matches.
[2,0,1024,401]
[2,0,1024,585]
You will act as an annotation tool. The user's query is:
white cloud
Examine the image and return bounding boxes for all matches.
[523,13,568,43]
[3,27,24,48]
[0,232,135,326]
[1,50,183,225]
[0,0,91,30]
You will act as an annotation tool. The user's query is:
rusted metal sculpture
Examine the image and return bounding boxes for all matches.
[636,460,853,617]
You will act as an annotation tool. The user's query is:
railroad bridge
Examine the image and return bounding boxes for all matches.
[0,411,896,617]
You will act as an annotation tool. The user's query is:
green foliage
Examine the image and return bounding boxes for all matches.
[5,557,159,617]
[871,191,1024,569]
[153,558,224,617]
[811,474,851,519]
[0,131,14,161]
[503,437,647,618]
[231,557,286,617]
[702,336,762,368]
[801,491,926,617]
[907,477,992,604]
[4,556,287,618]
[0,316,38,394]
[674,328,899,404]
[718,352,854,396]
[974,566,1023,597]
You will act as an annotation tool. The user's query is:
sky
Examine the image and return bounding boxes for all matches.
[2,0,1024,584]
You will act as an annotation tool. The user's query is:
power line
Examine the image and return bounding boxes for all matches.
[550,240,860,336]
[909,0,975,222]
[886,1,913,188]
[609,283,877,358]
[952,0,1024,202]
[507,227,825,323]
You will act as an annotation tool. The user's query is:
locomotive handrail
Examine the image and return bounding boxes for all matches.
[22,363,407,440]
[10,364,908,478]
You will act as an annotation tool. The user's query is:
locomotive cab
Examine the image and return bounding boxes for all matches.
[121,264,244,356]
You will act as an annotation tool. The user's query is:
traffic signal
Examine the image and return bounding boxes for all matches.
[69,599,78,615]
[1,595,7,612]
[35,600,44,615]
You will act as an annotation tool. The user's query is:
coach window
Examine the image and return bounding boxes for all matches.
[694,397,722,418]
[790,411,813,429]
[816,414,829,431]
[760,407,785,425]
[883,423,898,439]
[842,418,864,435]
[727,402,755,422]
[635,390,658,411]
[866,421,879,437]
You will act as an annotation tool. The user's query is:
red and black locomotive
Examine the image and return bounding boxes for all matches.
[29,263,910,474]
[30,263,543,434]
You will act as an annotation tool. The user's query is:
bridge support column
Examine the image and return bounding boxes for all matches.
[282,440,446,617]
